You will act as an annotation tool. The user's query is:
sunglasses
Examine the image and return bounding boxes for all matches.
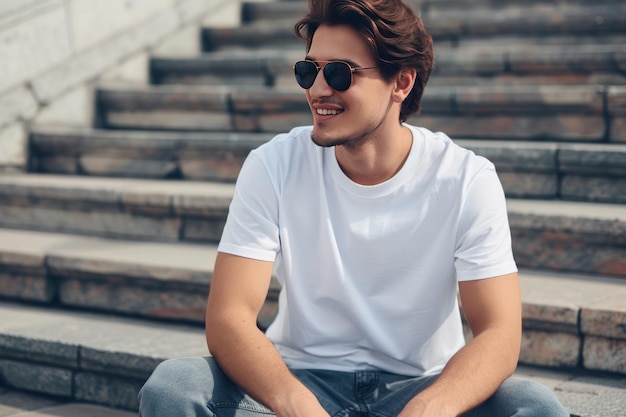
[293,60,378,91]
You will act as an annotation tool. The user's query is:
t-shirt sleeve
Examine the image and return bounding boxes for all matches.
[217,151,280,262]
[454,165,518,281]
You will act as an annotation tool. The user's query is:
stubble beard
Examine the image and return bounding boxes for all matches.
[310,116,386,149]
[310,132,354,148]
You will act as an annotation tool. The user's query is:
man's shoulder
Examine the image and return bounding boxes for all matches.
[407,124,495,178]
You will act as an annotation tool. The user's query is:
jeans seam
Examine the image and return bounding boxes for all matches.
[331,405,361,417]
[208,400,274,414]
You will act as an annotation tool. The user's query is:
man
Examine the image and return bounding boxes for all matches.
[139,0,569,416]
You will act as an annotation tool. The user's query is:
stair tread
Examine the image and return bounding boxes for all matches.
[0,172,234,199]
[0,172,610,203]
[0,228,217,276]
[520,269,626,316]
[0,398,136,417]
[96,82,615,115]
[205,3,626,45]
[1,173,625,219]
[30,125,626,153]
[94,83,621,141]
[30,125,272,141]
[151,43,626,87]
[0,226,624,311]
[154,42,626,63]
[0,227,281,296]
[0,300,207,376]
[507,199,626,221]
[98,80,613,94]
[0,267,624,352]
[29,125,626,153]
[229,3,626,26]
[0,264,624,362]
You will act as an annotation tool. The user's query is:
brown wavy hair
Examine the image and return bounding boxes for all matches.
[294,0,434,122]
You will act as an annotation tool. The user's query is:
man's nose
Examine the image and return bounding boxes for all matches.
[308,67,333,97]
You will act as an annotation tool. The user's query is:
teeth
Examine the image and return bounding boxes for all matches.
[316,108,341,115]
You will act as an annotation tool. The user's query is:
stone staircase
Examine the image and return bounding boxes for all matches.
[1,0,626,415]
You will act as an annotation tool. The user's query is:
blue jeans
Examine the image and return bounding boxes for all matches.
[138,357,569,417]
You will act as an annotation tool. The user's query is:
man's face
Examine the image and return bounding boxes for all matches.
[304,24,399,148]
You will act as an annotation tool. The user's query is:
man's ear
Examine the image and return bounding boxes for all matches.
[392,69,416,103]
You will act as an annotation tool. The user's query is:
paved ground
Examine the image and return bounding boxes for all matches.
[2,365,625,417]
[0,389,134,417]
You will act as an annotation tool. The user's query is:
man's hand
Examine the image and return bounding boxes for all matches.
[273,388,331,417]
[397,395,456,417]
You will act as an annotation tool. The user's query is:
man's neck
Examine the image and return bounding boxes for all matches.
[334,124,413,186]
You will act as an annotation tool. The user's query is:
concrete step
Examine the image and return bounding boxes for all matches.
[0,301,207,411]
[0,173,233,243]
[150,44,626,87]
[517,269,626,375]
[0,264,625,412]
[96,83,626,142]
[29,126,268,182]
[241,0,306,23]
[29,127,626,203]
[507,199,626,277]
[202,18,303,52]
[204,4,626,51]
[0,228,279,325]
[411,0,621,10]
[0,174,624,277]
[0,389,135,417]
[432,43,626,85]
[151,49,298,87]
[460,140,626,203]
[413,4,626,43]
[0,173,624,273]
[243,0,623,23]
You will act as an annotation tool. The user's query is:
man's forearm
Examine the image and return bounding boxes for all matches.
[399,326,520,417]
[207,319,329,417]
[205,253,327,416]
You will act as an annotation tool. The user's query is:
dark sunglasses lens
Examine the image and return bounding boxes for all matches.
[324,62,351,91]
[294,61,318,89]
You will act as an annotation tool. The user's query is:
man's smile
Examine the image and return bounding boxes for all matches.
[316,108,343,116]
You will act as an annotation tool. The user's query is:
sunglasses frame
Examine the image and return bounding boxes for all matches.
[294,60,378,91]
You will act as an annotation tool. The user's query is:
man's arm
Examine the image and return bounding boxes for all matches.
[205,252,330,417]
[398,272,522,417]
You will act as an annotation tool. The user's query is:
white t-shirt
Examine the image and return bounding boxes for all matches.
[218,124,517,376]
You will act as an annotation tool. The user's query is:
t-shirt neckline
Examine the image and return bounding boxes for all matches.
[326,125,424,199]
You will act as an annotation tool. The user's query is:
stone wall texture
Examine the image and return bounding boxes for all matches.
[0,0,238,170]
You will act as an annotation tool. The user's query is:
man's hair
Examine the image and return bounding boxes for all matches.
[294,0,434,122]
